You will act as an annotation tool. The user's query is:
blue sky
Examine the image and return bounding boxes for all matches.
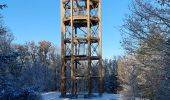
[1,0,131,58]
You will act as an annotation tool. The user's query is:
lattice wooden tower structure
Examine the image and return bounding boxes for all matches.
[60,0,103,97]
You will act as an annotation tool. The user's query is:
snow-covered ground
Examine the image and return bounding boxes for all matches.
[41,92,122,100]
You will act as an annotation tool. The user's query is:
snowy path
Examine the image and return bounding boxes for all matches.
[41,92,122,100]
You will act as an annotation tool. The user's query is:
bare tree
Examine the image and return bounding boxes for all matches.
[121,0,170,99]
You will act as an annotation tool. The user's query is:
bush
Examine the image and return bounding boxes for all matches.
[0,87,41,100]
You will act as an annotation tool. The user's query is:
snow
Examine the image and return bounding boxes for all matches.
[41,92,122,100]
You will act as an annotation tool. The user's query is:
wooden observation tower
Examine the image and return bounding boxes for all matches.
[60,0,103,97]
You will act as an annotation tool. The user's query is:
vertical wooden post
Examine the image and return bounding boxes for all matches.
[70,0,76,96]
[75,27,78,95]
[98,0,103,96]
[87,0,92,95]
[61,0,66,97]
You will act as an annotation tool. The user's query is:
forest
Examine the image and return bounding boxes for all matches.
[0,0,170,100]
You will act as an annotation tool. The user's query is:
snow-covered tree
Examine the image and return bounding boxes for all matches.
[121,0,170,99]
